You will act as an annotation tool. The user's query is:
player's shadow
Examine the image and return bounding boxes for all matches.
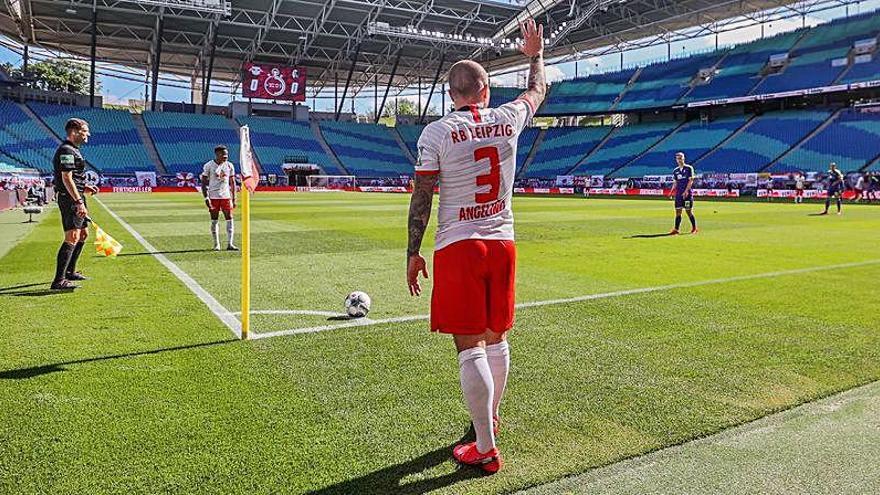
[306,426,485,495]
[0,282,46,292]
[807,212,830,216]
[0,339,236,380]
[108,248,215,258]
[0,289,72,297]
[626,232,677,239]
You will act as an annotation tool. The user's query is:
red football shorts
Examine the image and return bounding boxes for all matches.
[209,198,233,213]
[431,239,516,335]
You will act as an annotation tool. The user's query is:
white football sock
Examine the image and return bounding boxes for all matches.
[458,346,495,453]
[211,220,219,246]
[226,219,234,245]
[485,341,510,418]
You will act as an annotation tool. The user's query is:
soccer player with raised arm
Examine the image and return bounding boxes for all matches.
[201,145,238,251]
[405,18,546,474]
[820,162,845,215]
[669,152,697,234]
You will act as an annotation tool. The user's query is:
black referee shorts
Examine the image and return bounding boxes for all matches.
[58,194,90,232]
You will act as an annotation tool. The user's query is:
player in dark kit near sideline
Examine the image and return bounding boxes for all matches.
[406,18,546,474]
[669,152,697,234]
[820,162,845,215]
[51,118,98,290]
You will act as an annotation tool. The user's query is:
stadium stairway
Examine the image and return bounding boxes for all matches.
[132,114,167,174]
[747,30,812,96]
[310,121,350,175]
[605,120,689,177]
[391,126,416,165]
[675,50,732,105]
[20,103,62,147]
[516,128,546,178]
[692,114,759,168]
[608,67,643,112]
[562,126,618,176]
[763,108,844,172]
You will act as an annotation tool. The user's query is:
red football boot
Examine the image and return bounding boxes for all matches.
[453,442,502,474]
[690,227,699,234]
[669,228,680,235]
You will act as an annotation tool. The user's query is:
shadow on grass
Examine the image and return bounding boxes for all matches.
[626,232,677,239]
[103,248,216,258]
[0,339,237,380]
[808,212,832,217]
[307,426,486,495]
[1,289,72,297]
[0,282,46,292]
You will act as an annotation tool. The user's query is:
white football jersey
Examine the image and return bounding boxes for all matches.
[416,99,534,251]
[202,160,235,199]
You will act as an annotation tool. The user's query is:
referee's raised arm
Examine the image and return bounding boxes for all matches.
[51,118,95,291]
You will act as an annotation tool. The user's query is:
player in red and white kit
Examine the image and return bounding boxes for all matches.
[406,18,546,474]
[201,145,238,251]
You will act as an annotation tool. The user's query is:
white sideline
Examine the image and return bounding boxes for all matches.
[95,197,243,339]
[249,258,880,341]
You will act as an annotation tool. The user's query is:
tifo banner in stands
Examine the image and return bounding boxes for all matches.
[587,188,740,197]
[242,63,306,101]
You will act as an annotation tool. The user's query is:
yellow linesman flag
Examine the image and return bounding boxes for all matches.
[93,223,123,257]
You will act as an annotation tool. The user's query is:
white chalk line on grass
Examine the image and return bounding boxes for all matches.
[248,258,880,341]
[95,197,243,339]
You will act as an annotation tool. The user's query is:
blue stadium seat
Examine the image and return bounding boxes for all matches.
[0,100,58,173]
[516,127,540,173]
[396,124,424,159]
[319,121,411,177]
[488,87,524,109]
[540,70,635,115]
[572,121,679,176]
[697,110,831,173]
[29,102,157,173]
[524,126,611,178]
[143,111,241,175]
[771,109,880,172]
[619,115,748,177]
[616,53,723,111]
[841,53,880,84]
[237,117,344,175]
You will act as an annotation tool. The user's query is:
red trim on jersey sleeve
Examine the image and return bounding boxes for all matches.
[415,170,440,176]
[469,105,482,123]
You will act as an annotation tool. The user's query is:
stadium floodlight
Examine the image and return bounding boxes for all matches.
[128,0,231,15]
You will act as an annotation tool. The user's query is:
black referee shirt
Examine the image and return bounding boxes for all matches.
[53,140,86,197]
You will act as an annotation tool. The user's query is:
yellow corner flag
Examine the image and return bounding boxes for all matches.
[239,125,257,339]
[93,223,123,257]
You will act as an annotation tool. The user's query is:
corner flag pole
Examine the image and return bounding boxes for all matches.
[240,125,258,340]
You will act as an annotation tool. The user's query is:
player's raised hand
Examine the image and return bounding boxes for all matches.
[407,254,429,297]
[519,18,544,58]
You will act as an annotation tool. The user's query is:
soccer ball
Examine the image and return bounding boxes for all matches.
[344,291,371,318]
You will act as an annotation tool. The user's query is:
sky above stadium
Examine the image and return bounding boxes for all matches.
[1,0,879,114]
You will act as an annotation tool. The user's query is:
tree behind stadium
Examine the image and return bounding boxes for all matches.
[1,60,100,95]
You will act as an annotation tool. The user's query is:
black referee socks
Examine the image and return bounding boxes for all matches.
[66,241,85,276]
[53,242,75,284]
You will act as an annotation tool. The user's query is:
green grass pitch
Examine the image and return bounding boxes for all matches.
[1,192,879,494]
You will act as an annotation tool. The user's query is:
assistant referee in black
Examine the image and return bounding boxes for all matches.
[51,118,98,290]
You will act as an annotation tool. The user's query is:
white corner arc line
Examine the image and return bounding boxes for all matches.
[96,198,242,339]
[231,309,344,317]
[250,258,880,340]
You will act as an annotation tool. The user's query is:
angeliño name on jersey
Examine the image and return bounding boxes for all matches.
[415,99,533,251]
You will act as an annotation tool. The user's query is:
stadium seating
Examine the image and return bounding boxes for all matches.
[616,53,723,111]
[840,53,880,84]
[319,121,411,176]
[488,87,523,109]
[523,126,611,178]
[143,112,241,175]
[29,102,156,173]
[697,110,831,173]
[619,115,749,177]
[685,31,804,102]
[771,109,880,172]
[540,69,636,115]
[396,124,424,159]
[237,117,344,175]
[0,100,58,173]
[572,121,679,176]
[516,127,540,172]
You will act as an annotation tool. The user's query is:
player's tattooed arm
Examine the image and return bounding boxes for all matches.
[407,173,438,257]
[519,18,546,107]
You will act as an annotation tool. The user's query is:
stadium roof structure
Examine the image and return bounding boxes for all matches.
[0,0,869,105]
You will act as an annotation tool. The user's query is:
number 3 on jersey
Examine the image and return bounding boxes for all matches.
[474,146,500,204]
